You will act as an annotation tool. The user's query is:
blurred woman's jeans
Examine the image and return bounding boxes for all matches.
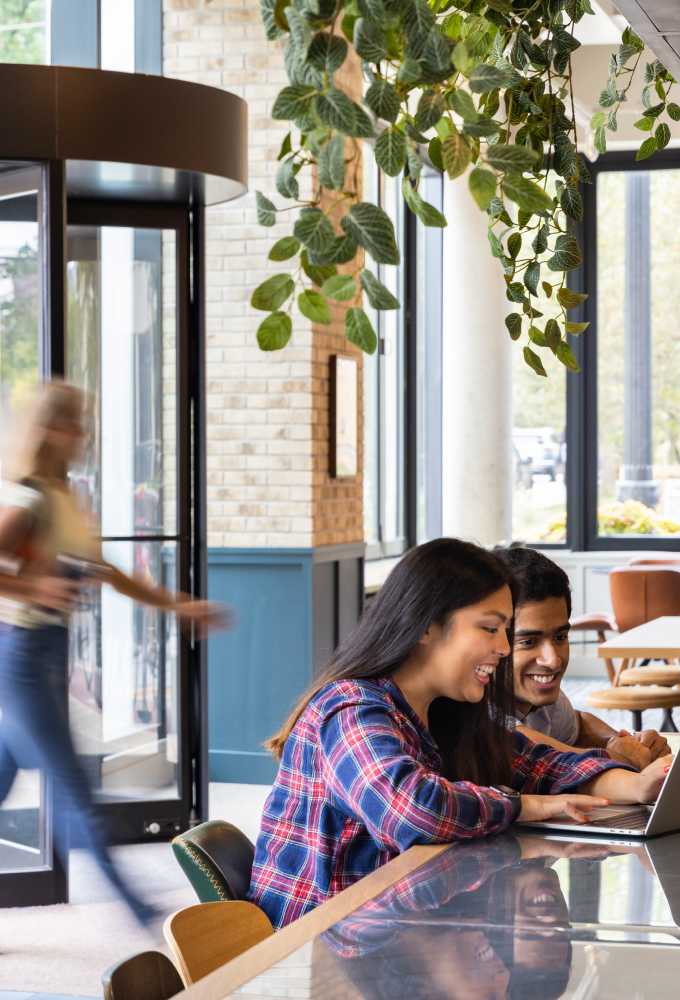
[0,623,151,921]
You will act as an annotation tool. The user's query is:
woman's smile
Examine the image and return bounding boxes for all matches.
[473,662,498,687]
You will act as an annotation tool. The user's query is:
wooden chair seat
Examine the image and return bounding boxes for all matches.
[102,950,183,1000]
[164,899,274,986]
[619,666,680,687]
[587,686,680,710]
[570,612,618,633]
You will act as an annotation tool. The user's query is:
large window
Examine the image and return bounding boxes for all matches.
[596,167,680,542]
[0,0,48,64]
[527,149,680,551]
[363,164,444,559]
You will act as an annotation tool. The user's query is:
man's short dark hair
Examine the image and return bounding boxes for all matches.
[493,545,571,617]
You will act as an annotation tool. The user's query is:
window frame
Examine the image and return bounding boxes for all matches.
[567,147,680,551]
[363,166,444,561]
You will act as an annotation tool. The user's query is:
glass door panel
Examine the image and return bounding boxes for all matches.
[0,162,66,904]
[66,209,188,839]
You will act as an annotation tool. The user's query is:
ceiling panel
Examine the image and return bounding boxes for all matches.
[613,1,680,78]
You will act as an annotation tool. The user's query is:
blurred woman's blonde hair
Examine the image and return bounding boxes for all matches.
[3,381,84,484]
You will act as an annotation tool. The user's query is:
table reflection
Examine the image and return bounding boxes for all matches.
[310,832,680,1000]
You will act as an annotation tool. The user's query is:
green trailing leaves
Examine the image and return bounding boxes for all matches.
[560,186,583,222]
[269,236,301,261]
[256,192,276,227]
[257,312,292,351]
[308,32,348,74]
[442,130,471,179]
[468,167,496,210]
[524,261,540,296]
[365,79,401,123]
[272,85,317,123]
[557,287,588,310]
[276,159,299,199]
[301,249,336,287]
[317,134,346,190]
[360,269,399,310]
[294,208,337,256]
[548,234,582,272]
[374,127,407,177]
[636,136,658,161]
[346,307,378,353]
[354,17,387,63]
[469,63,519,93]
[595,27,676,173]
[505,313,522,341]
[449,89,478,123]
[566,321,590,334]
[253,0,615,372]
[402,177,448,227]
[341,202,400,265]
[415,92,445,132]
[556,340,580,371]
[316,88,374,137]
[502,174,553,216]
[485,144,540,171]
[251,273,295,312]
[523,345,547,377]
[298,289,331,324]
[322,274,356,301]
[656,122,671,149]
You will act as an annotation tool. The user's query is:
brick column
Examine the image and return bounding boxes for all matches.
[164,0,365,783]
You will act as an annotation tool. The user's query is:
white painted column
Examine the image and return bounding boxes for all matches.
[441,179,513,547]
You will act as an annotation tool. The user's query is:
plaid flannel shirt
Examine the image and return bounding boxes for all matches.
[248,676,622,928]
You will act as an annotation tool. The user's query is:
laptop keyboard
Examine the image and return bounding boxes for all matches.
[585,809,649,830]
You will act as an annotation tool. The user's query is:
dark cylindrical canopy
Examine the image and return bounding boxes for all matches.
[0,63,247,204]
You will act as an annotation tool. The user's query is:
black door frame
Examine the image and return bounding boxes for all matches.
[63,195,205,843]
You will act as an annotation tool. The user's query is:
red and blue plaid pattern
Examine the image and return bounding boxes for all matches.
[248,676,620,928]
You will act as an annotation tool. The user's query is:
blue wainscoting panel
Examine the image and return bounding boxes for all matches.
[207,549,314,784]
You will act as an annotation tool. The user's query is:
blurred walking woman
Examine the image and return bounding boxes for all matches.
[0,382,221,922]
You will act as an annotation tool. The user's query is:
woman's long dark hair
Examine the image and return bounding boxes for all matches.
[267,537,516,786]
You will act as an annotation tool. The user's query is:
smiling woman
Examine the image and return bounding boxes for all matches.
[247,538,656,930]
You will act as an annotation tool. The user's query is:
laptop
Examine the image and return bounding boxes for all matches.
[519,750,680,838]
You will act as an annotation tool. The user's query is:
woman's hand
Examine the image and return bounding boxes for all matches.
[633,754,673,804]
[174,599,233,637]
[519,793,610,825]
[30,575,82,612]
[518,833,612,862]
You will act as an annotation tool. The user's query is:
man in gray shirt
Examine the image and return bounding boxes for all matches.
[495,546,670,770]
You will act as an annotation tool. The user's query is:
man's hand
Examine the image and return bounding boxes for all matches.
[636,729,671,761]
[605,732,653,771]
[606,729,671,769]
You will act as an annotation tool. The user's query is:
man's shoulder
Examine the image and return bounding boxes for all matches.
[527,688,579,742]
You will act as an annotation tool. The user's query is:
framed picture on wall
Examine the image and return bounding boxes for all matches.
[330,354,358,478]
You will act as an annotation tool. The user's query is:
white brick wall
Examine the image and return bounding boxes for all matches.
[163,0,315,548]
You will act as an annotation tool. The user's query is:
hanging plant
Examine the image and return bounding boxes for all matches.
[591,26,676,161]
[254,0,599,375]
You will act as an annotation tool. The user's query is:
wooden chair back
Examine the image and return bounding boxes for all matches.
[610,567,680,633]
[102,949,183,1000]
[163,899,274,985]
